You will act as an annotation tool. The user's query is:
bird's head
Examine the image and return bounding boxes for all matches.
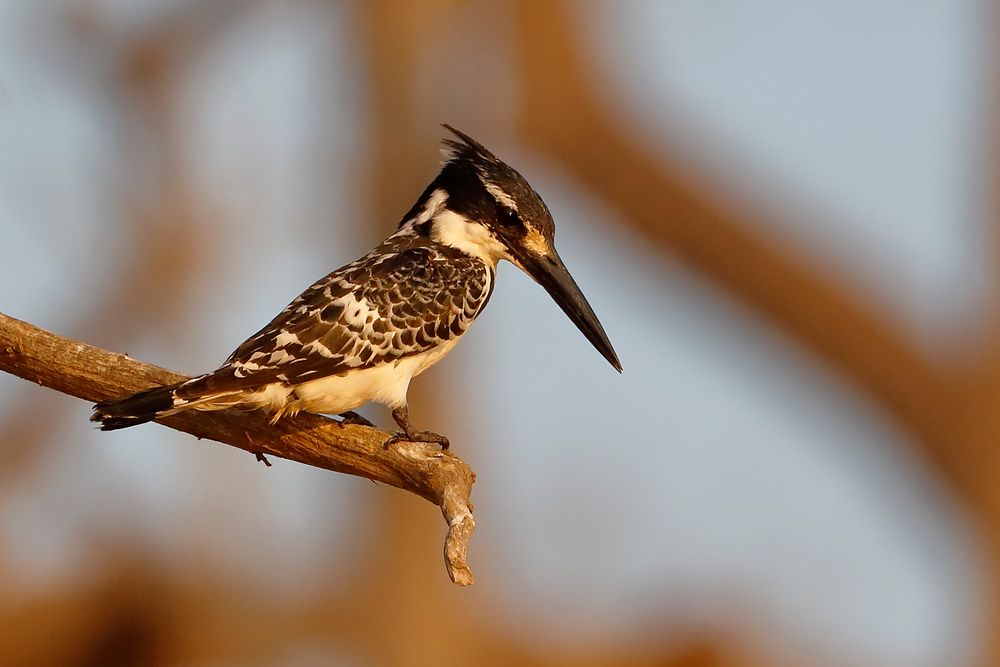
[401,124,621,372]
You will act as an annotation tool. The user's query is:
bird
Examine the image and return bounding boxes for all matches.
[92,125,621,449]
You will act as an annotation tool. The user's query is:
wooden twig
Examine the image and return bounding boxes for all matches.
[0,311,476,585]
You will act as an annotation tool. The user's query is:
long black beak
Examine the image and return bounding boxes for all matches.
[521,250,622,372]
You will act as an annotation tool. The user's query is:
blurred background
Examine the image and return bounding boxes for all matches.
[0,1,997,665]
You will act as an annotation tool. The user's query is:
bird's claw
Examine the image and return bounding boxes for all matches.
[383,430,450,450]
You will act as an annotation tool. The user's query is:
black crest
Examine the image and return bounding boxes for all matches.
[441,123,498,164]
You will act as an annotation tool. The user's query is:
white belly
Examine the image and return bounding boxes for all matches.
[289,338,461,414]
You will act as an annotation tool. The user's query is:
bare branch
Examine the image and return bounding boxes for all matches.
[0,311,476,586]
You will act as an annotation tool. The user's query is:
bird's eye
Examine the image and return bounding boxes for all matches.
[500,207,522,227]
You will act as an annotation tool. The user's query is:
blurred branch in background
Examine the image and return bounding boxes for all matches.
[516,1,1000,664]
[313,3,488,666]
[0,3,218,488]
[514,0,950,474]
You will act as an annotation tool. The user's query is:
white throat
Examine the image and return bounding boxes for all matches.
[430,211,508,266]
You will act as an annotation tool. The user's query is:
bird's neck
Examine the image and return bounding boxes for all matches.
[394,187,507,267]
[426,211,506,267]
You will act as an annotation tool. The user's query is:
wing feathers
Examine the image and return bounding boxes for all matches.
[196,242,491,396]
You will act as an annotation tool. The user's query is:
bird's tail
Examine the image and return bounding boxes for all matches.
[92,370,268,430]
[91,382,186,431]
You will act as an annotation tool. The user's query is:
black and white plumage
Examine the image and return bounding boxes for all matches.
[92,126,621,447]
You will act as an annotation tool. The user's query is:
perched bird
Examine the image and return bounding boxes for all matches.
[92,125,621,448]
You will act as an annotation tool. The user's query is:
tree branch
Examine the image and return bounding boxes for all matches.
[0,311,476,586]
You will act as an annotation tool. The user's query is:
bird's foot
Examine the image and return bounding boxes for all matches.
[246,431,272,467]
[385,405,450,450]
[337,410,374,428]
[383,429,450,451]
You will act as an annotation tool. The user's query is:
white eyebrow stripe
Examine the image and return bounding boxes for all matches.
[482,179,518,212]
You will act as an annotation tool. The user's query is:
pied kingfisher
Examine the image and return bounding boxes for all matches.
[92,126,621,448]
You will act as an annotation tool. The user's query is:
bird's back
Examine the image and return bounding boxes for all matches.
[170,233,495,412]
